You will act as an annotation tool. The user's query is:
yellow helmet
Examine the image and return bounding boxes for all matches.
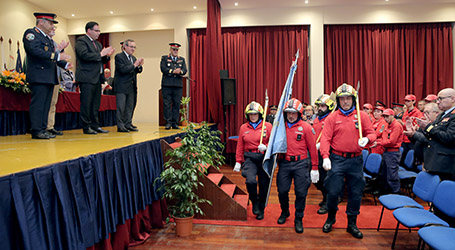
[244,101,264,119]
[335,83,357,98]
[315,94,336,111]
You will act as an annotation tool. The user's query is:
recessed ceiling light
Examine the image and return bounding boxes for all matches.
[151,8,154,11]
[193,6,197,9]
[385,0,389,1]
[305,0,309,4]
[235,2,238,6]
[71,14,75,17]
[110,11,114,14]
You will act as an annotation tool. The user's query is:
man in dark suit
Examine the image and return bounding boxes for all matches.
[114,39,144,132]
[160,42,187,130]
[75,21,115,134]
[23,12,70,139]
[417,88,455,181]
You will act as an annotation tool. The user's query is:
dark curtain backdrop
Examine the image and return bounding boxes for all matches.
[189,25,309,138]
[324,23,453,106]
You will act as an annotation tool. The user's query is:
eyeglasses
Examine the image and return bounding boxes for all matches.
[126,45,136,49]
[91,29,101,32]
[437,96,452,101]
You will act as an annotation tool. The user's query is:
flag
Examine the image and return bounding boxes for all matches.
[262,50,300,206]
[15,47,22,73]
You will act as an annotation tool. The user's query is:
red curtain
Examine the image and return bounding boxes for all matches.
[189,26,309,138]
[324,23,453,106]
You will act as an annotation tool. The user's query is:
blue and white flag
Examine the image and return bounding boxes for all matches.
[262,50,299,205]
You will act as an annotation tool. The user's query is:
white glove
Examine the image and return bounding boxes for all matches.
[316,142,320,151]
[258,144,267,152]
[233,162,241,172]
[322,158,332,171]
[310,170,319,183]
[358,137,369,147]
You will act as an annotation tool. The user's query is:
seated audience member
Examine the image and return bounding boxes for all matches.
[102,68,114,95]
[266,105,278,124]
[304,105,316,125]
[391,102,405,123]
[417,100,425,112]
[401,94,423,166]
[60,68,76,92]
[369,105,387,154]
[363,103,373,121]
[424,94,438,103]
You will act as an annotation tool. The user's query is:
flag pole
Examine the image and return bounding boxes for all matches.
[356,80,363,139]
[259,89,268,145]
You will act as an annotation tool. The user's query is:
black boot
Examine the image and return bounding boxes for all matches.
[322,211,336,233]
[294,217,304,234]
[347,215,363,239]
[317,202,328,215]
[256,209,264,220]
[246,183,260,215]
[277,210,290,224]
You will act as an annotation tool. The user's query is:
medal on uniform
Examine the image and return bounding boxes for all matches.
[167,63,171,67]
[354,114,358,118]
[298,126,303,131]
[44,46,48,51]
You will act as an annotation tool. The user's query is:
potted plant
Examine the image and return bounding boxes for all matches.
[157,97,225,236]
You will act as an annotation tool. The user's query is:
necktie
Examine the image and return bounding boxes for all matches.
[92,41,98,51]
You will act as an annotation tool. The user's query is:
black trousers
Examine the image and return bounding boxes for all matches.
[79,79,102,130]
[162,86,182,126]
[29,83,54,135]
[116,92,135,129]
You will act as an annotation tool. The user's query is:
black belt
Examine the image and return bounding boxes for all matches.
[279,154,307,162]
[331,149,361,158]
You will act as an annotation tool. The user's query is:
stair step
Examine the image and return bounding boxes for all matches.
[220,184,236,198]
[234,194,248,209]
[207,173,223,185]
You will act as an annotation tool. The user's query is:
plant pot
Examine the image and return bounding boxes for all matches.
[174,215,193,237]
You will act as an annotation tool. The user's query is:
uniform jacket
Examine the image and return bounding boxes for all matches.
[370,117,388,154]
[320,109,376,159]
[285,119,319,169]
[160,54,187,87]
[75,35,110,84]
[379,119,403,149]
[236,120,272,163]
[114,52,143,94]
[313,113,330,143]
[402,107,423,143]
[422,108,455,174]
[23,27,66,84]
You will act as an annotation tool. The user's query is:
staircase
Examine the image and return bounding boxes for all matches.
[160,139,248,221]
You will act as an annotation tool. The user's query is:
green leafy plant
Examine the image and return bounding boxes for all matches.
[157,97,225,218]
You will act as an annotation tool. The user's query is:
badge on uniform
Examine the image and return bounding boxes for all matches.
[355,122,359,129]
[442,118,450,123]
[311,128,316,135]
[26,33,35,41]
[297,134,302,141]
[44,46,49,51]
[298,126,303,131]
[167,63,171,67]
[379,125,385,133]
[354,114,358,118]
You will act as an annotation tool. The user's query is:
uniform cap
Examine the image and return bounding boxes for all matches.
[391,102,405,108]
[375,100,387,109]
[169,42,181,50]
[382,108,394,116]
[424,94,438,102]
[34,12,58,24]
[404,94,416,101]
[269,105,278,110]
[363,103,373,110]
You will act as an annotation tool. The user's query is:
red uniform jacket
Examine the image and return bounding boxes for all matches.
[370,117,388,154]
[402,107,423,143]
[284,119,318,170]
[379,119,403,150]
[320,109,377,159]
[313,114,330,143]
[235,120,273,163]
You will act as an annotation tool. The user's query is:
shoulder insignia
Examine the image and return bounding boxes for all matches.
[425,125,434,133]
[298,126,303,131]
[26,33,35,41]
[311,128,316,135]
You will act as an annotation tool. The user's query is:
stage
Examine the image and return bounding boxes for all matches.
[0,123,184,176]
[0,123,191,250]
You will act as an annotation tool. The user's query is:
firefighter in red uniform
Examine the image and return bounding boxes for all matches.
[275,98,319,234]
[375,108,403,194]
[401,94,423,165]
[313,94,336,215]
[234,101,272,220]
[320,83,376,239]
[368,104,387,154]
[362,103,374,122]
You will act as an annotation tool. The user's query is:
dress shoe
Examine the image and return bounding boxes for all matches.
[83,127,97,135]
[32,132,50,139]
[172,124,180,129]
[92,127,109,133]
[126,126,138,132]
[130,124,137,129]
[252,202,260,215]
[294,218,304,234]
[256,210,264,220]
[43,131,56,138]
[277,211,290,224]
[165,123,171,130]
[117,127,129,133]
[317,206,328,215]
[47,128,63,136]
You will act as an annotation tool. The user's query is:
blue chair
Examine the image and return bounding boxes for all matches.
[377,171,440,231]
[363,153,382,205]
[418,226,455,250]
[362,149,369,167]
[398,149,418,195]
[390,180,455,249]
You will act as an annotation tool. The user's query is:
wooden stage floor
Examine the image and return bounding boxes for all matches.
[0,123,184,177]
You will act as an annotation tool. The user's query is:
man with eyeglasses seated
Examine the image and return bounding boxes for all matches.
[415,88,455,181]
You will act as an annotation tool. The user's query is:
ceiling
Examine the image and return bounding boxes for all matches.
[26,0,455,19]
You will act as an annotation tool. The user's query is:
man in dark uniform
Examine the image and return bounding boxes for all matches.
[23,13,70,139]
[265,105,278,124]
[160,42,187,130]
[392,102,405,121]
[75,21,115,134]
